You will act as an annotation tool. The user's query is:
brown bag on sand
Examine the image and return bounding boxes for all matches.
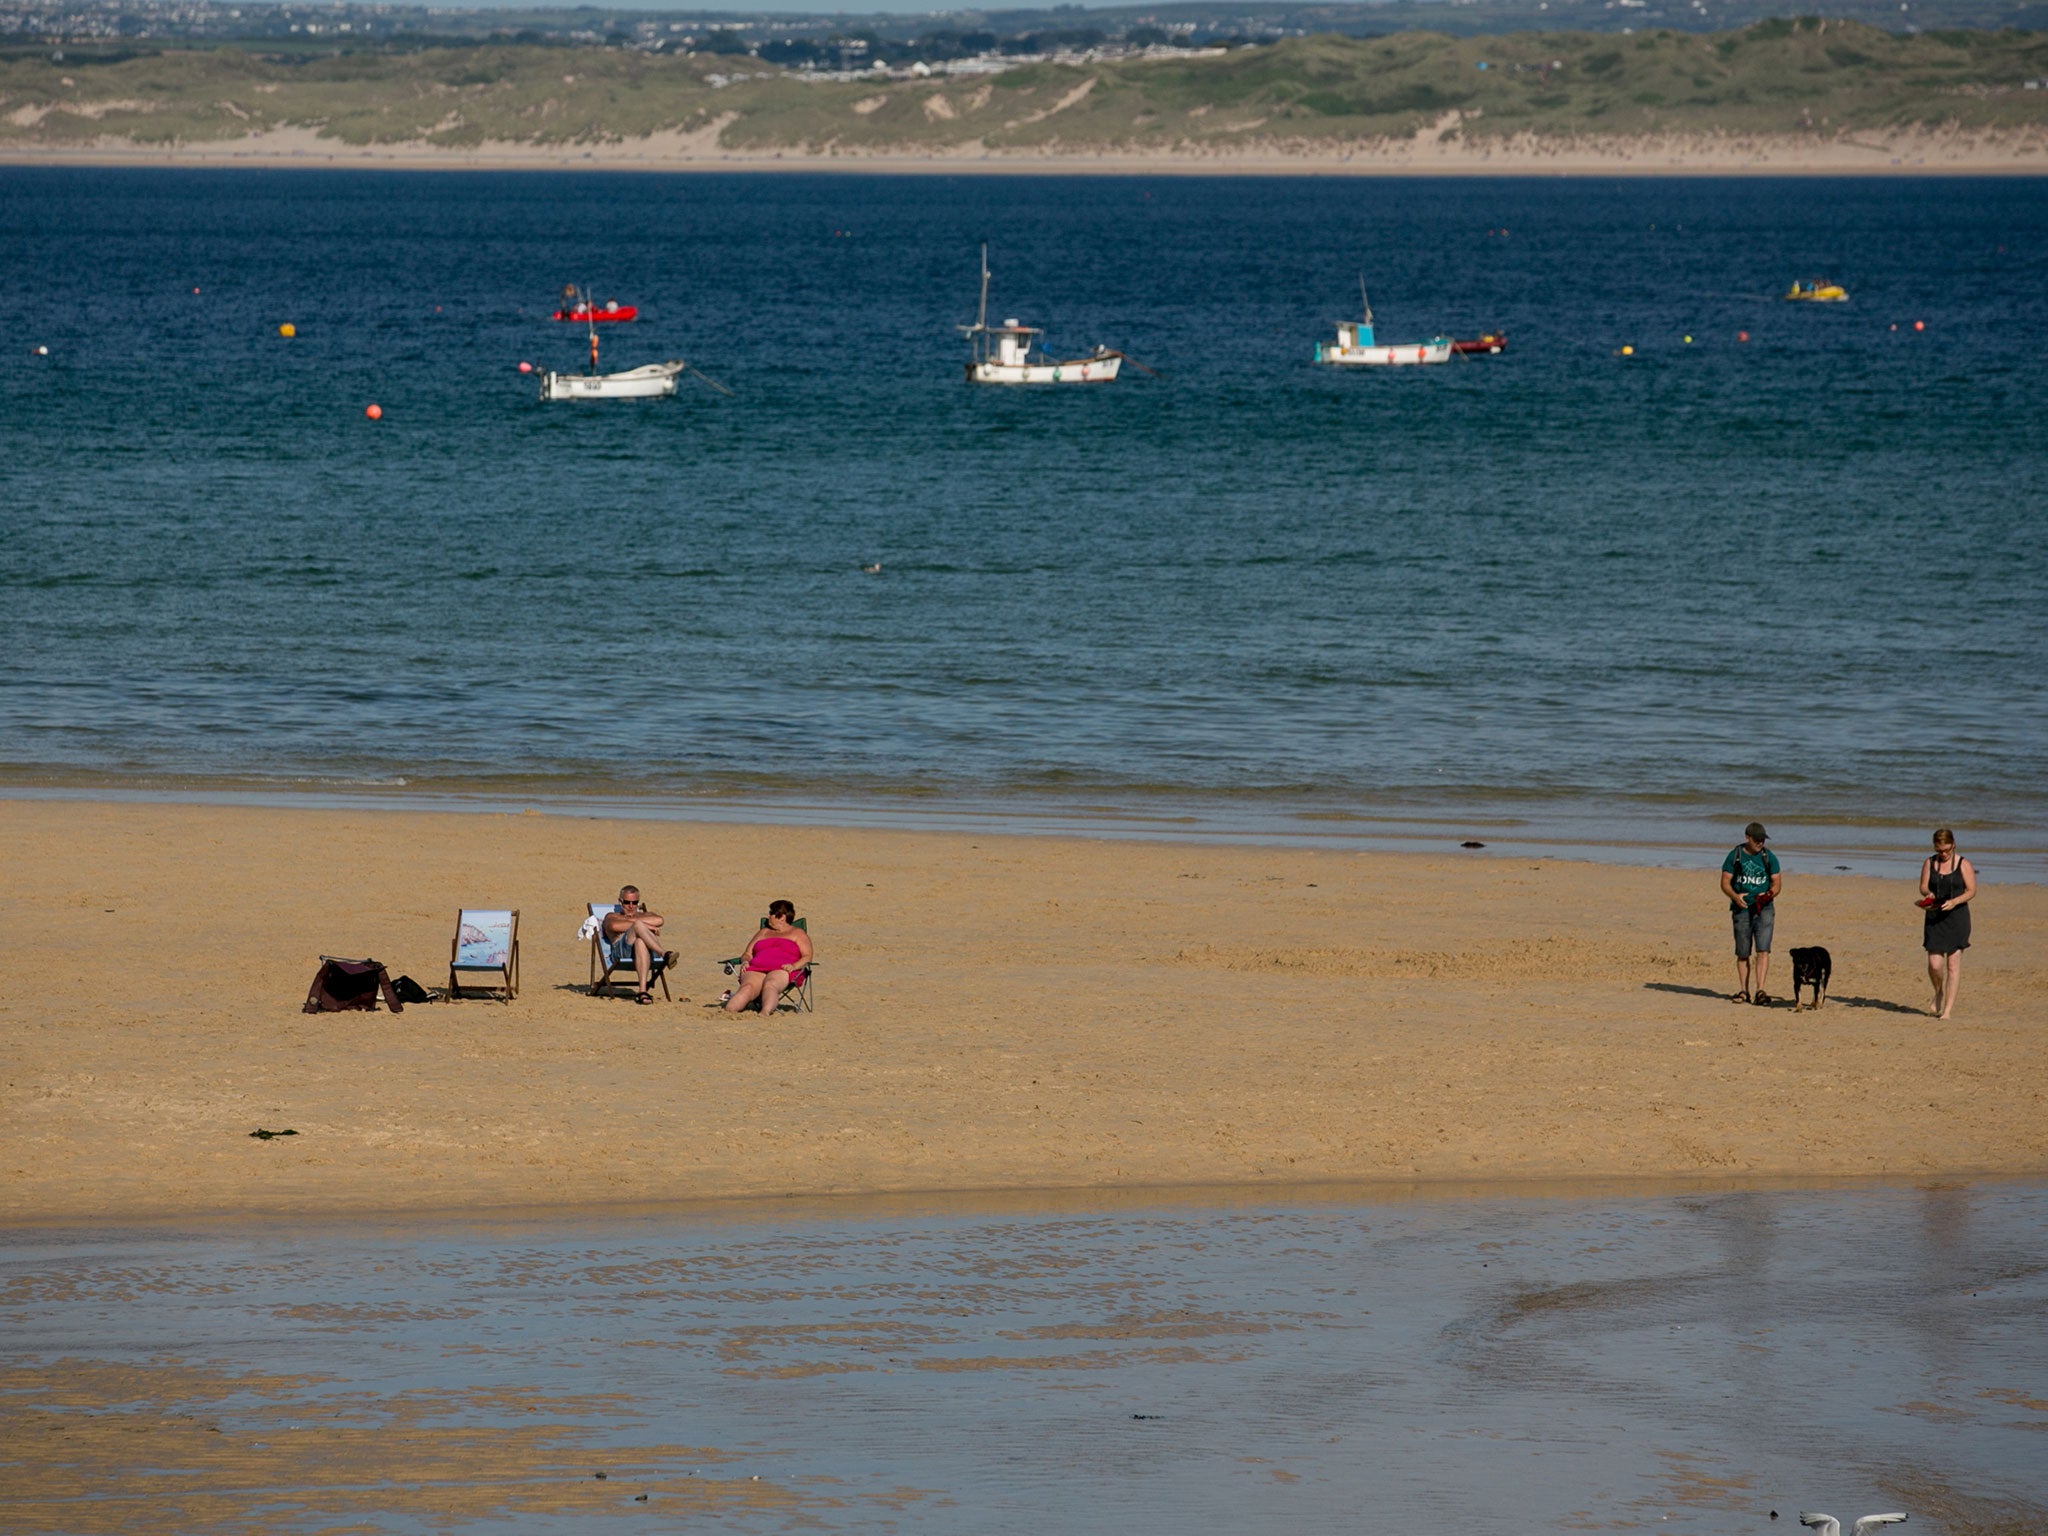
[303,956,404,1014]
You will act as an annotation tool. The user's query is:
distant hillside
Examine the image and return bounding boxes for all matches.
[4,20,2046,161]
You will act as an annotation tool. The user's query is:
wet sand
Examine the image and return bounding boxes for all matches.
[3,1184,2045,1534]
[2,797,2043,1224]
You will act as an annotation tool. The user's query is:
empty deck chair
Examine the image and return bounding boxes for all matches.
[589,901,672,1002]
[720,916,815,1013]
[448,909,519,1002]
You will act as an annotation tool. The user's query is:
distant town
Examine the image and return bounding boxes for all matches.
[7,0,2047,80]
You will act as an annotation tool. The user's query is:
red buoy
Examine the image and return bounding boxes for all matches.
[1737,330,1750,343]
[518,361,533,374]
[1913,320,1926,332]
[365,403,383,420]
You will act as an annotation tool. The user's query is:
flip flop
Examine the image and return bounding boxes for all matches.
[636,991,653,1005]
[1728,992,1749,1004]
[1752,992,1771,1006]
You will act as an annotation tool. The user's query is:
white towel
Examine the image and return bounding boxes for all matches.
[577,914,602,942]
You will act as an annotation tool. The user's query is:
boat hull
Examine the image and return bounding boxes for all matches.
[1451,333,1508,355]
[1317,338,1454,366]
[967,355,1123,385]
[552,307,639,323]
[539,362,684,400]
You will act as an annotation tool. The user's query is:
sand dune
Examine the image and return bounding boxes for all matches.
[4,123,2044,174]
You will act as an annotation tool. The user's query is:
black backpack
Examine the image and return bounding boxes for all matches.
[391,974,440,1004]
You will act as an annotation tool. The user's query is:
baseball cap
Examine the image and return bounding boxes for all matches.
[1745,821,1769,842]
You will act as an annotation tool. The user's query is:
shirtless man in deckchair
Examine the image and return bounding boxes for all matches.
[604,885,678,1004]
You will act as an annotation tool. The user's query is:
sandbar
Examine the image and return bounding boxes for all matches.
[2,796,2042,1226]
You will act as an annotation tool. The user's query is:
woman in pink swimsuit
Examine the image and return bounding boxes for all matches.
[723,899,812,1016]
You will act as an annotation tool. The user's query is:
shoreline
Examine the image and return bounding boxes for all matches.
[5,1165,2041,1238]
[6,781,2041,885]
[4,795,2042,1226]
[4,126,2046,175]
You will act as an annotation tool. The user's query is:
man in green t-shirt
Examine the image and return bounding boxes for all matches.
[1719,821,1782,1004]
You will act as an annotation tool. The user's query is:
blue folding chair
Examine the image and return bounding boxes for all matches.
[588,901,671,1001]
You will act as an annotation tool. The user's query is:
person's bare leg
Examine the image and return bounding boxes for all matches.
[630,932,654,993]
[641,918,678,972]
[1937,953,1962,1019]
[758,970,789,1015]
[724,974,766,1014]
[1927,951,1946,1015]
[1751,950,1771,999]
[1733,955,1751,1001]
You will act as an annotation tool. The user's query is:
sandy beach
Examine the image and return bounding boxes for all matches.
[3,796,2042,1225]
[4,123,2046,174]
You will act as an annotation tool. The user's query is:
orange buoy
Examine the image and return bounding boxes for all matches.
[1913,320,1926,332]
[365,403,383,420]
[518,361,533,374]
[279,323,295,338]
[1737,330,1750,343]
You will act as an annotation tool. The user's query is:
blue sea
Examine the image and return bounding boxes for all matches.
[2,169,2043,871]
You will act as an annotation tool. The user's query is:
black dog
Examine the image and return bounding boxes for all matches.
[1788,946,1832,1012]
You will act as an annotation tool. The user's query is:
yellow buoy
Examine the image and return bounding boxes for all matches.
[1620,345,1634,356]
[279,323,296,338]
[1683,335,1693,344]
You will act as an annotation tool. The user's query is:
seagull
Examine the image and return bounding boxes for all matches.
[861,563,882,574]
[1801,1513,1907,1536]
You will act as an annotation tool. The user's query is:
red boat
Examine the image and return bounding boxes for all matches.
[552,300,638,323]
[1451,332,1507,355]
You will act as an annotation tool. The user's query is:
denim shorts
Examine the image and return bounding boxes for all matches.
[607,931,661,968]
[1731,903,1775,959]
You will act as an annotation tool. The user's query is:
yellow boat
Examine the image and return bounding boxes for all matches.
[1784,280,1849,302]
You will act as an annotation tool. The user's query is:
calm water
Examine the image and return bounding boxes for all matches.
[4,1183,2045,1533]
[2,170,2044,860]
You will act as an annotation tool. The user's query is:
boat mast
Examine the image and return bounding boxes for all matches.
[1358,274,1373,329]
[959,244,995,366]
[975,244,992,364]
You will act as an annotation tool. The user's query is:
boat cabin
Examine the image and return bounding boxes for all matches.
[988,320,1043,368]
[1334,320,1377,350]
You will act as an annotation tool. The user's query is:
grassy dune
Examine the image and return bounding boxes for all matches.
[4,20,2047,155]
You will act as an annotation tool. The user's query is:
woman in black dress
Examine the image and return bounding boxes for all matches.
[1919,827,1976,1019]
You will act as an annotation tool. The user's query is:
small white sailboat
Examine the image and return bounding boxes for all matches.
[960,245,1126,385]
[539,286,687,401]
[1316,278,1452,367]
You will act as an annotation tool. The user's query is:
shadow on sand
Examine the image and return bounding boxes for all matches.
[1825,994,1929,1015]
[1640,981,1926,1016]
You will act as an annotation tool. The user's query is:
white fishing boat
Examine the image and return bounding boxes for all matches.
[538,286,689,401]
[539,361,686,401]
[960,245,1126,385]
[1316,279,1452,367]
